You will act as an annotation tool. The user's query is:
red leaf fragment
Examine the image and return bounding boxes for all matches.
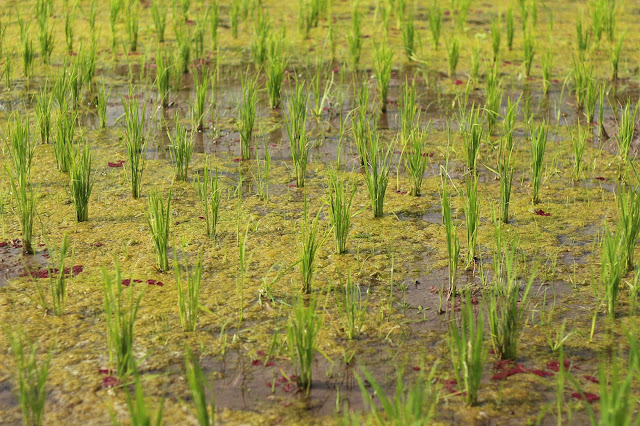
[571,392,599,403]
[121,279,131,287]
[252,359,263,366]
[102,376,119,388]
[534,209,551,217]
[584,375,599,384]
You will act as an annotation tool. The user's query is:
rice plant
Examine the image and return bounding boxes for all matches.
[617,100,638,164]
[22,36,34,80]
[347,5,362,71]
[327,170,356,254]
[401,9,415,60]
[572,124,586,181]
[155,49,172,107]
[175,249,203,332]
[102,263,142,378]
[449,291,487,406]
[530,123,548,204]
[251,10,270,67]
[485,68,503,134]
[7,170,36,255]
[285,79,310,187]
[175,23,191,74]
[122,94,147,198]
[64,5,75,53]
[168,115,194,182]
[363,124,391,218]
[487,243,534,360]
[601,227,624,320]
[109,0,122,50]
[147,189,172,272]
[192,72,208,131]
[338,273,368,340]
[230,0,240,39]
[399,79,419,145]
[404,128,429,196]
[152,0,167,42]
[461,106,482,174]
[373,42,393,112]
[5,331,51,426]
[287,295,321,394]
[447,36,459,77]
[37,18,54,64]
[69,143,93,222]
[184,347,216,425]
[506,7,514,50]
[522,31,535,77]
[470,43,481,81]
[125,0,139,52]
[256,143,271,201]
[491,18,501,62]
[541,48,554,94]
[299,199,325,294]
[209,0,219,49]
[441,177,460,297]
[45,234,70,315]
[122,373,165,426]
[238,74,258,161]
[35,89,53,144]
[610,36,623,81]
[97,83,110,128]
[572,55,592,110]
[463,175,479,266]
[266,33,286,109]
[617,183,640,273]
[195,163,221,239]
[576,12,590,55]
[310,69,332,118]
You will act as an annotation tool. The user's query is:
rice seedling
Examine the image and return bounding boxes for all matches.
[461,105,482,174]
[69,143,93,222]
[168,114,194,182]
[617,183,640,273]
[617,100,638,164]
[35,88,53,144]
[506,7,514,50]
[441,176,460,297]
[584,77,598,124]
[498,138,515,224]
[455,0,473,29]
[363,124,391,218]
[81,40,98,85]
[351,82,370,165]
[572,124,586,181]
[299,198,325,293]
[97,83,110,128]
[238,74,258,161]
[209,0,219,49]
[64,4,76,53]
[37,17,54,64]
[195,163,221,239]
[606,0,617,42]
[399,79,419,146]
[470,43,481,81]
[109,0,122,50]
[327,170,356,254]
[449,291,487,406]
[447,36,459,77]
[610,35,623,81]
[572,55,593,110]
[251,11,271,66]
[576,12,590,55]
[266,33,286,109]
[373,42,393,112]
[601,227,624,320]
[463,175,479,266]
[155,49,172,108]
[347,5,362,71]
[45,234,70,315]
[285,79,310,187]
[22,36,34,80]
[122,94,147,198]
[491,18,501,62]
[338,272,368,340]
[68,60,84,109]
[147,189,172,272]
[287,294,321,394]
[175,23,192,74]
[175,249,203,332]
[487,243,535,360]
[184,347,216,425]
[192,17,206,62]
[102,263,142,378]
[522,31,535,77]
[530,122,548,204]
[401,8,415,61]
[5,330,51,426]
[485,67,503,134]
[192,72,208,130]
[354,365,439,425]
[599,83,608,139]
[310,69,332,118]
[151,0,168,42]
[230,0,240,39]
[256,143,271,201]
[125,0,139,52]
[53,108,76,173]
[404,128,429,196]
[3,51,11,89]
[541,48,554,94]
[429,1,441,50]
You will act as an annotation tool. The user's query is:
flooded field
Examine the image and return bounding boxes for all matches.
[0,0,639,424]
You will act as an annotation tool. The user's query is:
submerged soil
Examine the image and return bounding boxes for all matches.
[0,0,639,424]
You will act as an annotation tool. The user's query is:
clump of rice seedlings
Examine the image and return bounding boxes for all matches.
[470,43,481,81]
[572,55,593,110]
[401,8,415,60]
[399,79,419,145]
[155,49,172,107]
[584,77,598,124]
[184,347,216,425]
[441,176,460,297]
[347,5,362,71]
[37,16,54,64]
[256,143,271,201]
[576,12,590,55]
[68,60,85,109]
[299,199,325,293]
[97,83,110,128]
[601,227,623,320]
[404,128,429,196]
[429,1,441,50]
[617,183,640,273]
[541,48,553,94]
[266,33,286,109]
[506,6,514,50]
[80,40,97,85]
[251,10,270,66]
[463,175,479,266]
[599,83,608,139]
[195,163,221,239]
[64,4,75,53]
[192,72,208,130]
[373,42,393,112]
[5,331,51,426]
[309,69,332,118]
[617,100,638,165]
[167,116,193,182]
[488,243,535,360]
[485,67,503,134]
[102,263,142,378]
[491,18,501,62]
[327,170,356,254]
[530,123,548,204]
[175,249,203,332]
[461,105,482,174]
[35,88,53,144]
[122,375,165,425]
[109,0,122,50]
[238,74,258,161]
[3,51,11,89]
[572,124,586,181]
[209,0,219,49]
[285,79,310,187]
[363,124,391,218]
[455,0,472,29]
[44,234,70,315]
[230,0,240,39]
[498,139,515,224]
[192,18,206,62]
[449,291,487,406]
[175,23,192,74]
[22,36,34,80]
[236,224,252,324]
[122,94,147,198]
[69,143,93,222]
[287,295,321,394]
[124,0,139,52]
[54,108,76,173]
[610,35,623,81]
[522,31,535,77]
[447,36,459,77]
[147,189,172,272]
[352,82,371,165]
[152,0,167,42]
[338,273,368,340]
